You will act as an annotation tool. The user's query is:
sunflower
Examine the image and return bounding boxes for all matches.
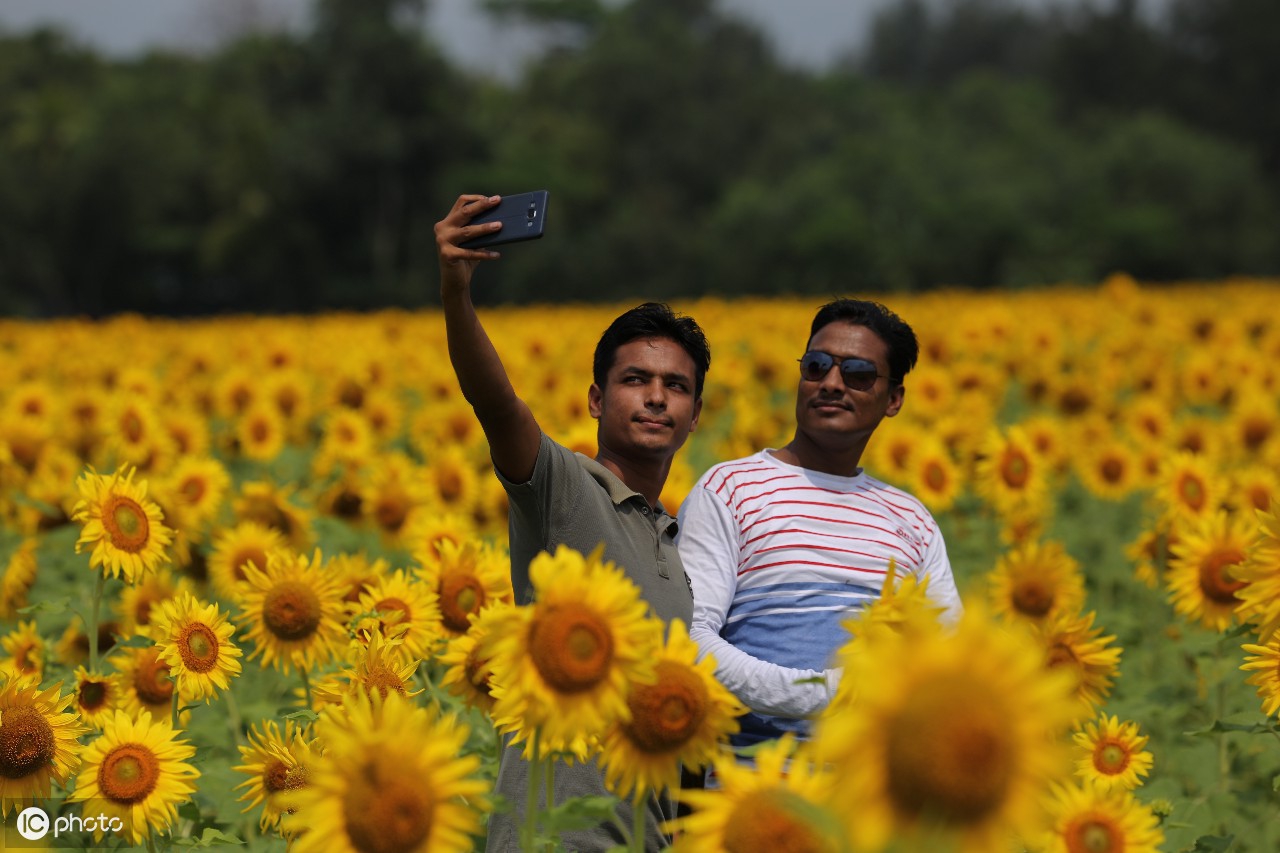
[325,552,390,606]
[1037,782,1164,853]
[232,480,313,550]
[989,540,1087,627]
[69,709,199,845]
[1241,638,1280,717]
[1166,509,1255,632]
[438,604,509,714]
[0,538,37,618]
[1231,509,1280,642]
[361,452,432,546]
[1074,437,1140,502]
[483,545,663,753]
[0,620,44,681]
[1232,465,1279,515]
[405,510,477,568]
[312,630,420,710]
[158,456,230,535]
[1072,714,1154,792]
[104,397,174,471]
[72,666,124,729]
[53,617,120,667]
[161,406,211,458]
[207,520,288,602]
[116,568,184,638]
[974,425,1049,516]
[599,619,745,800]
[313,409,376,477]
[1126,522,1178,590]
[909,435,964,512]
[236,549,346,674]
[234,719,316,834]
[416,540,513,638]
[280,692,490,853]
[1035,610,1123,720]
[112,645,177,721]
[0,675,86,814]
[814,605,1076,853]
[72,465,174,582]
[235,402,287,461]
[352,568,444,662]
[425,446,481,514]
[1157,451,1220,522]
[670,734,839,853]
[151,591,242,703]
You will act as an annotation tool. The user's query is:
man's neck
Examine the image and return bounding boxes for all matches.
[772,432,865,477]
[594,447,671,508]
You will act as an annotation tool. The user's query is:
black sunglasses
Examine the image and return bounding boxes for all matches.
[798,351,892,392]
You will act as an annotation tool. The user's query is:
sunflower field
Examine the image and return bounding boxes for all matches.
[1,275,1279,852]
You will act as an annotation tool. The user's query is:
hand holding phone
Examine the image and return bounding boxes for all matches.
[458,191,550,249]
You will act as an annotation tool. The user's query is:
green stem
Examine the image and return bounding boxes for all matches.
[222,682,245,746]
[522,728,543,853]
[300,667,313,711]
[88,572,105,672]
[172,677,181,730]
[630,792,646,853]
[1216,658,1230,798]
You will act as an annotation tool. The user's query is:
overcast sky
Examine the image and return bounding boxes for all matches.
[0,0,1172,76]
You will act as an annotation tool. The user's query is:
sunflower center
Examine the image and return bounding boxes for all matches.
[437,470,464,503]
[1177,474,1206,510]
[1099,457,1125,484]
[923,461,948,491]
[528,603,614,694]
[884,674,1013,825]
[233,547,269,581]
[1094,741,1130,775]
[623,660,709,753]
[103,494,151,553]
[134,650,175,705]
[79,680,110,712]
[464,646,493,697]
[1000,450,1030,489]
[1065,818,1120,853]
[722,789,829,853]
[264,758,292,793]
[180,477,207,504]
[373,497,409,533]
[263,582,323,642]
[1198,547,1247,605]
[342,755,434,853]
[1011,580,1054,618]
[98,743,160,804]
[374,597,411,630]
[122,412,144,442]
[1046,642,1081,669]
[365,664,409,700]
[0,706,56,780]
[439,574,485,633]
[178,623,221,673]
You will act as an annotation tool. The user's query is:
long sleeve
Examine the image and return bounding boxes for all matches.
[677,478,840,718]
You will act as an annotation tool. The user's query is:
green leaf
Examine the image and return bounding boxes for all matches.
[18,599,70,615]
[541,794,620,835]
[282,709,319,723]
[1183,719,1279,737]
[1185,835,1234,853]
[171,827,245,847]
[792,675,827,685]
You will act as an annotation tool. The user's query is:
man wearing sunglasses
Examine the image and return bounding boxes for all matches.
[677,298,962,757]
[436,194,710,852]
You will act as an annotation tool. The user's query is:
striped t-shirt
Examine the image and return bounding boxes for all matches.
[677,449,962,747]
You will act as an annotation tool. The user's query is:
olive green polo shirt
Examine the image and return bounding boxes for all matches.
[500,432,693,624]
[484,432,693,853]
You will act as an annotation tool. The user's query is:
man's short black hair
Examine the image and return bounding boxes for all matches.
[809,298,919,384]
[593,302,711,398]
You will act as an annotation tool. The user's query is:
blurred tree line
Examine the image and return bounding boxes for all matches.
[1,0,1277,315]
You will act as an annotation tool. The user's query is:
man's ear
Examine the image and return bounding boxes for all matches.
[588,383,603,419]
[886,384,905,418]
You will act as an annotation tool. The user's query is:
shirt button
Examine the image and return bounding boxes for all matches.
[641,505,650,516]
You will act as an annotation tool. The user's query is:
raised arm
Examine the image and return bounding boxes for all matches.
[434,194,541,483]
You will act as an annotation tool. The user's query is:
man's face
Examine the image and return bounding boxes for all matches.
[589,337,701,462]
[794,321,904,446]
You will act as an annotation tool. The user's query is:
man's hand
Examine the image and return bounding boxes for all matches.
[435,194,504,296]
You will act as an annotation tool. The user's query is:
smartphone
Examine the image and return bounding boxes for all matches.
[458,190,550,249]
